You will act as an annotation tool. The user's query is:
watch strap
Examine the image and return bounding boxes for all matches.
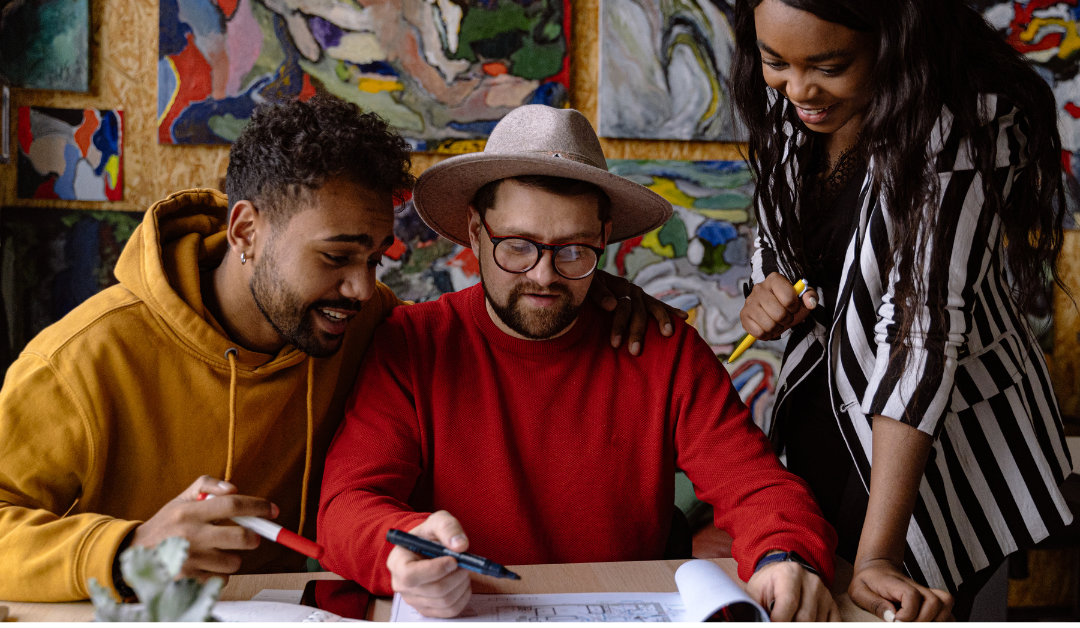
[754,551,820,579]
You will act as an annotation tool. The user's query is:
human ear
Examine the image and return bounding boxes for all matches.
[602,219,613,245]
[467,206,483,259]
[227,200,260,263]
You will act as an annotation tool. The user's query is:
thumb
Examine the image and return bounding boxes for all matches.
[850,578,898,622]
[801,287,819,310]
[415,510,469,552]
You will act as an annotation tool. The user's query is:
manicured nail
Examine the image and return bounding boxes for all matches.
[884,610,896,622]
[612,335,622,348]
[808,296,818,309]
[631,342,640,355]
[449,534,467,548]
[663,323,672,335]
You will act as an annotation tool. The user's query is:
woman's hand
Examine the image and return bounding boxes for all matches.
[739,272,817,340]
[849,558,954,621]
[588,270,688,356]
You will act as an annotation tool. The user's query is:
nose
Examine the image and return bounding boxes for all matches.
[526,250,559,287]
[784,69,818,104]
[340,266,376,302]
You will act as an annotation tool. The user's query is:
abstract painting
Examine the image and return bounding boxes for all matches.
[377,159,783,431]
[0,0,89,92]
[975,1,1080,216]
[158,0,570,150]
[598,0,743,141]
[17,107,124,201]
[0,207,142,371]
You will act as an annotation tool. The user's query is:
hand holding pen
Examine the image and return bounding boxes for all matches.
[385,511,481,619]
[732,274,818,362]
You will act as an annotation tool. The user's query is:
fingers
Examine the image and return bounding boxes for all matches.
[391,552,464,592]
[588,273,619,312]
[183,476,236,501]
[645,296,676,337]
[848,576,897,621]
[626,289,648,356]
[182,547,245,577]
[194,493,279,522]
[405,571,472,618]
[409,510,468,552]
[610,297,631,349]
[765,273,801,313]
[801,288,819,310]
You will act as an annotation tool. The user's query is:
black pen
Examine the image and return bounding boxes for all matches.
[386,529,521,580]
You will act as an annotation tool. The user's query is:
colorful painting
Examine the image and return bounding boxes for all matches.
[158,0,570,150]
[0,0,89,92]
[976,1,1080,217]
[598,0,743,141]
[0,207,142,371]
[377,159,783,431]
[17,108,124,201]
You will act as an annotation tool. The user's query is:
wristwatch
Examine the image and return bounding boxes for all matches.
[754,551,820,579]
[112,532,137,600]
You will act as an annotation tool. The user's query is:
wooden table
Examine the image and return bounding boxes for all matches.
[0,558,878,622]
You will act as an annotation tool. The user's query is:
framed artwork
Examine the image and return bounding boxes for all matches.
[17,107,124,201]
[598,0,744,141]
[158,0,570,150]
[0,0,89,92]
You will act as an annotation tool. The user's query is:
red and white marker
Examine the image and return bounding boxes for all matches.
[197,492,324,560]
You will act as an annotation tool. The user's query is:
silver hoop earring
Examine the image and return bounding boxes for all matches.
[240,252,247,265]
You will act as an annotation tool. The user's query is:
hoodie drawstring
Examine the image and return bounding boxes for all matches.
[298,357,315,536]
[222,349,315,541]
[224,348,239,482]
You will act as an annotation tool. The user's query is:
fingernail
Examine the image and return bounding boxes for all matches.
[218,481,232,490]
[808,296,818,309]
[449,534,467,548]
[612,335,622,348]
[884,610,895,622]
[271,504,280,518]
[630,342,640,355]
[663,323,672,335]
[604,297,616,309]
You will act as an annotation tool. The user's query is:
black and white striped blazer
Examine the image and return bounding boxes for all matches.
[752,91,1074,593]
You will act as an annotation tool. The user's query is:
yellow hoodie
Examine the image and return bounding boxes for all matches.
[0,189,401,602]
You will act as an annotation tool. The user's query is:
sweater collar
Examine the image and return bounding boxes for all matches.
[467,283,596,356]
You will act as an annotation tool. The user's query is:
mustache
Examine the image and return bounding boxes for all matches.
[508,281,571,299]
[308,298,362,312]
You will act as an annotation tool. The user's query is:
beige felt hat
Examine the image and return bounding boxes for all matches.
[412,105,673,246]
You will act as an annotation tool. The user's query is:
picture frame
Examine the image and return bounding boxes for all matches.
[0,78,9,165]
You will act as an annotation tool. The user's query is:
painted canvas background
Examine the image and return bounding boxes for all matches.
[975,0,1080,214]
[597,0,743,141]
[0,207,142,371]
[0,0,89,92]
[17,107,124,201]
[377,159,783,431]
[158,0,570,149]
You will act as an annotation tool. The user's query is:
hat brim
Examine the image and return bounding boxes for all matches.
[413,153,674,247]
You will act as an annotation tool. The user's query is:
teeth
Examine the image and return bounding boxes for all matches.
[801,107,825,114]
[321,309,347,320]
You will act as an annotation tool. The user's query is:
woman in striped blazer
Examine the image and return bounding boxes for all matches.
[731,0,1073,621]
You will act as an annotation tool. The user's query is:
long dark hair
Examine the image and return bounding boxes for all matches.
[731,0,1066,356]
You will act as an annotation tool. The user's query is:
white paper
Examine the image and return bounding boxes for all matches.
[674,560,769,622]
[212,600,366,622]
[391,592,687,622]
[251,588,305,604]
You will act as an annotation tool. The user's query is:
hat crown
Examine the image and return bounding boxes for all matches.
[483,105,609,172]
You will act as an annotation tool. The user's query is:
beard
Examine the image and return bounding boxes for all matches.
[480,256,580,340]
[249,244,356,358]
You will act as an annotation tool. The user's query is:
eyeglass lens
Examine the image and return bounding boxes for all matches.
[494,239,598,279]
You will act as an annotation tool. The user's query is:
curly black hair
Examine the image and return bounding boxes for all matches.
[225,95,414,225]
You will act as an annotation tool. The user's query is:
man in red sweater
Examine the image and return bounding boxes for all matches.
[318,106,839,621]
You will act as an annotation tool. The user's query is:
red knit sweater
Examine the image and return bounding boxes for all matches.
[319,285,836,595]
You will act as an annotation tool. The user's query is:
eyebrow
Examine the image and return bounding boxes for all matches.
[322,234,395,248]
[756,40,853,63]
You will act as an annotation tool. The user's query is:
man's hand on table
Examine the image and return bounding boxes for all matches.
[746,558,841,621]
[387,511,472,618]
[128,476,276,583]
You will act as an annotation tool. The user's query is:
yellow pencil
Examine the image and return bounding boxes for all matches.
[727,279,808,363]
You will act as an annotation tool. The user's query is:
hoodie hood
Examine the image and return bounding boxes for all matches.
[115,188,307,373]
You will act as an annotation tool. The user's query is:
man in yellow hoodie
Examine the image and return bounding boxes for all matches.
[0,96,413,602]
[0,96,677,603]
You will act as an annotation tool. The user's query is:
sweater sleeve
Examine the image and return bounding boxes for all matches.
[0,354,140,602]
[672,330,838,586]
[861,95,1024,437]
[318,319,428,596]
